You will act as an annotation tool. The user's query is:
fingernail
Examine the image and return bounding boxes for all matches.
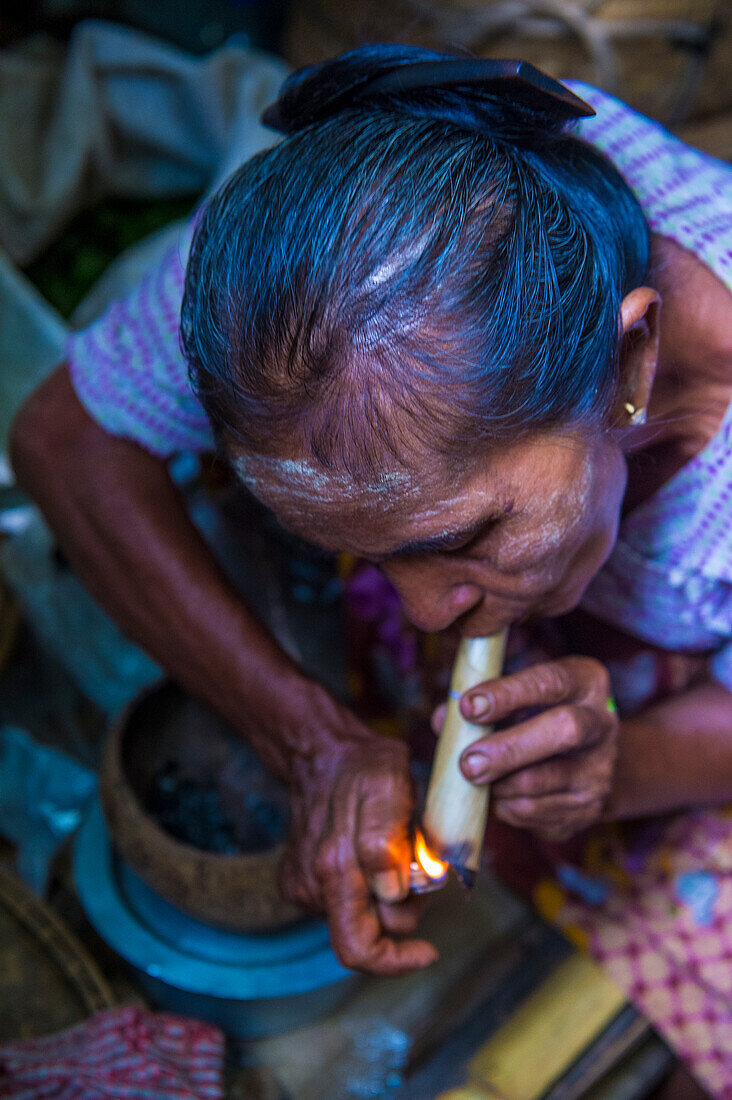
[372,870,404,903]
[468,693,491,719]
[462,752,485,779]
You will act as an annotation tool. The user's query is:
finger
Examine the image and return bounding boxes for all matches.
[356,779,414,902]
[377,893,430,936]
[495,792,604,831]
[318,760,436,972]
[322,863,438,976]
[492,758,575,801]
[460,657,610,724]
[431,703,447,736]
[460,706,601,784]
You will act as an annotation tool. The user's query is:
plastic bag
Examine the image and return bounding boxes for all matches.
[0,725,96,894]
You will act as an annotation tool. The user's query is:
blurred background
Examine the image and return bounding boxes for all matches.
[2,0,730,151]
[0,0,729,331]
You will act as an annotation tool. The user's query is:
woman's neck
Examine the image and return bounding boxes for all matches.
[622,234,732,513]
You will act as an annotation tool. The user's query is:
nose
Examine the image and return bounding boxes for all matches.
[384,565,484,633]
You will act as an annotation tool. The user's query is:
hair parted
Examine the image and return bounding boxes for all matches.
[181,43,649,482]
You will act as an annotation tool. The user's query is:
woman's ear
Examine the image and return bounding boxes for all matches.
[613,287,661,428]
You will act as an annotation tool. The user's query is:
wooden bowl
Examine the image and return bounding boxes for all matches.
[99,681,302,931]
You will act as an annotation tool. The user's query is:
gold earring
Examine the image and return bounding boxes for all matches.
[624,401,647,426]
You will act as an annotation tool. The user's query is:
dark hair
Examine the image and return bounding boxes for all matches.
[181,44,649,481]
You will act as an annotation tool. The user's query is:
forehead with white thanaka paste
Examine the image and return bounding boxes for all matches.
[233,450,499,531]
[230,432,607,574]
[232,455,417,503]
[231,448,512,555]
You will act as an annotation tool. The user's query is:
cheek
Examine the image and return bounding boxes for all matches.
[546,449,626,566]
[492,518,568,573]
[588,453,627,554]
[584,496,624,575]
[552,463,627,597]
[492,480,623,585]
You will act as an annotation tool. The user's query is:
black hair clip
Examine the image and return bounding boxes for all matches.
[263,57,594,134]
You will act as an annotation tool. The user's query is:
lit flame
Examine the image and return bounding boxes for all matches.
[414,830,449,880]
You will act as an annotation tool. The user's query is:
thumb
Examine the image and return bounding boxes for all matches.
[358,787,413,903]
[431,703,447,737]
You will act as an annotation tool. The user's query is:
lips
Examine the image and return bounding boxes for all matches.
[456,607,522,638]
[455,582,583,635]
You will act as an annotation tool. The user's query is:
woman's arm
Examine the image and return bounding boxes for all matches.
[10,366,314,774]
[10,365,436,974]
[609,681,732,818]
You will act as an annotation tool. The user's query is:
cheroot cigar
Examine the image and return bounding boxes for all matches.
[422,631,508,888]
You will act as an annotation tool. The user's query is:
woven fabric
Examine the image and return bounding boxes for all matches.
[67,221,215,458]
[0,1005,224,1099]
[569,81,732,294]
[534,813,732,1098]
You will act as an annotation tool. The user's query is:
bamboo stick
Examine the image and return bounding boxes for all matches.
[422,632,507,887]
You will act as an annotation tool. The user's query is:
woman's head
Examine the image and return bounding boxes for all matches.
[181,45,658,635]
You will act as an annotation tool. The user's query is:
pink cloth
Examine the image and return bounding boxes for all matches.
[533,814,732,1098]
[0,1005,224,1099]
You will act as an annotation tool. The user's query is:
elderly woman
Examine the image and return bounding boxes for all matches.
[11,45,732,1094]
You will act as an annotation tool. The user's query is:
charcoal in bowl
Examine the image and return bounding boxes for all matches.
[147,760,288,855]
[120,684,293,862]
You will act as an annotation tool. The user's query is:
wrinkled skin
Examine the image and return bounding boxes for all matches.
[240,427,626,948]
[279,729,437,973]
[437,655,617,842]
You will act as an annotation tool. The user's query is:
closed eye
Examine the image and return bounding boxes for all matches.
[384,516,502,560]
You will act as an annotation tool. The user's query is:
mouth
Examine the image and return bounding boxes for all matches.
[454,589,582,638]
[454,606,524,639]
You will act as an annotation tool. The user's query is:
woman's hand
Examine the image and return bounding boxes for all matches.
[455,657,618,842]
[278,723,438,975]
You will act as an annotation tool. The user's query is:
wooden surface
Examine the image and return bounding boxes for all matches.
[247,874,530,1100]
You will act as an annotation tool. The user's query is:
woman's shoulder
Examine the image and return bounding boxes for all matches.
[621,234,731,544]
[66,222,215,458]
[564,80,732,295]
[651,236,732,391]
